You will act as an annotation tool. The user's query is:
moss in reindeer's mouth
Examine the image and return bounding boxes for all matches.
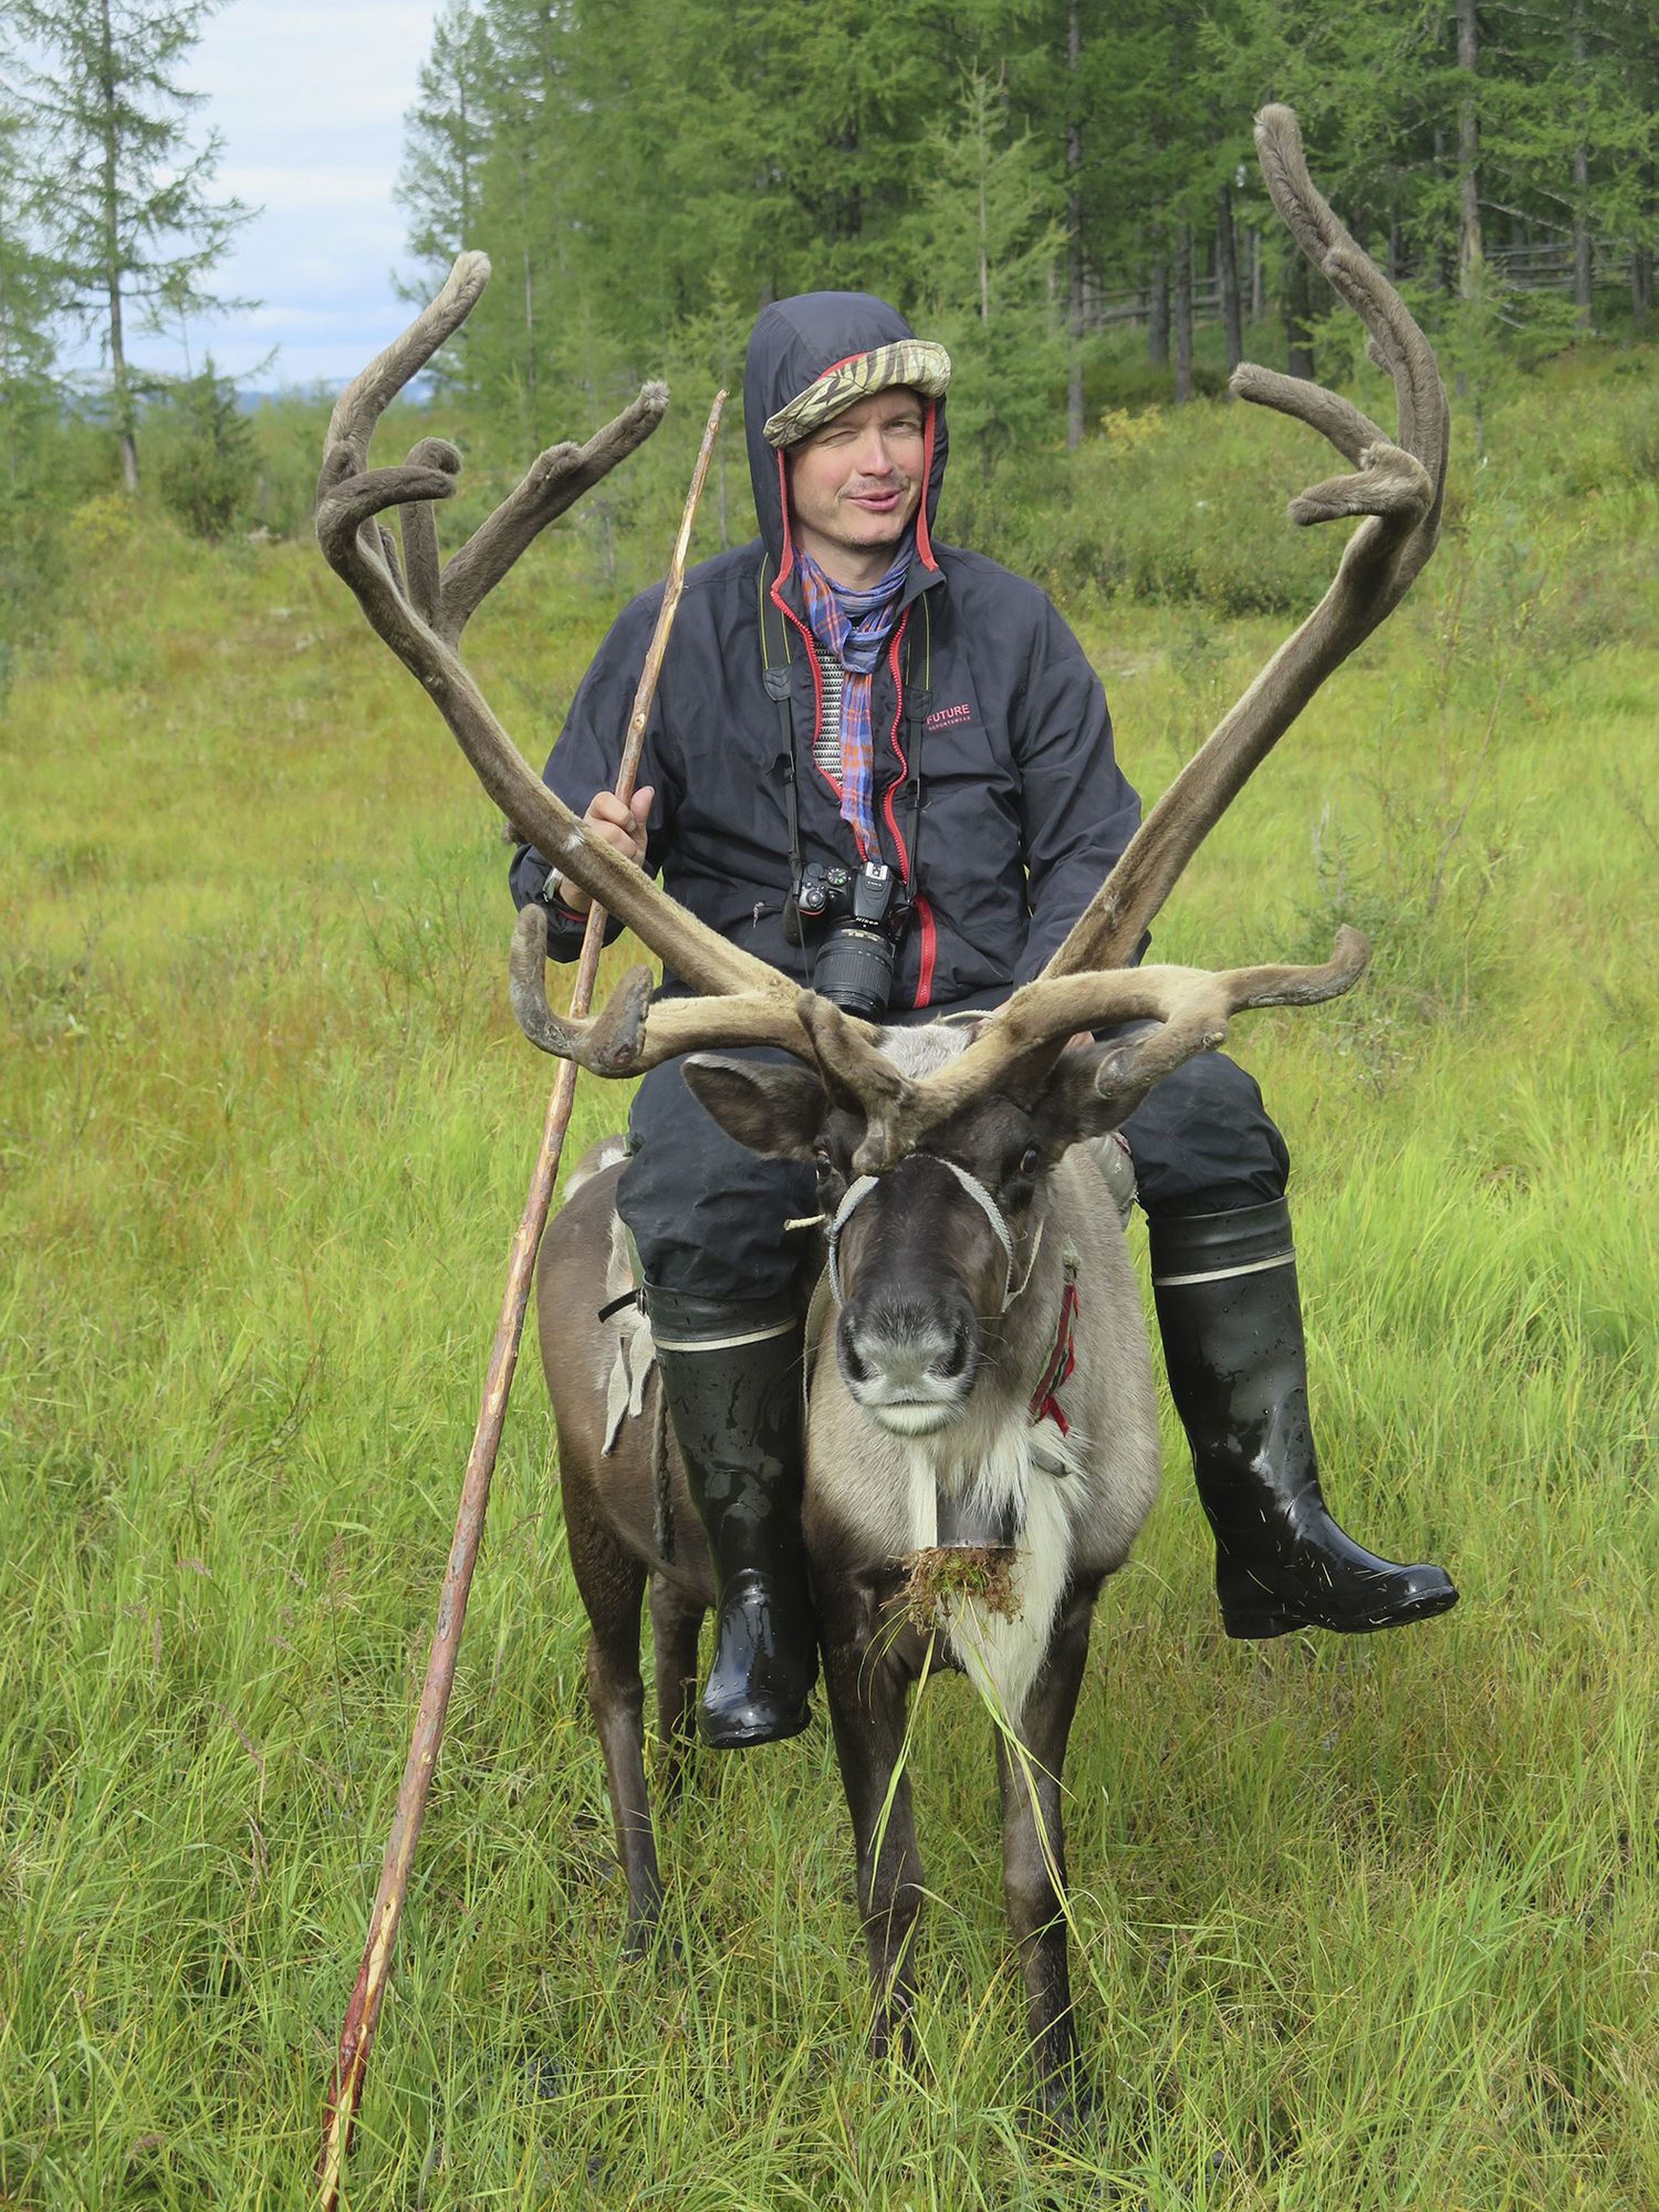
[902,1544,1020,1631]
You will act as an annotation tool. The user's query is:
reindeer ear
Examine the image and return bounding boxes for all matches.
[1029,1042,1157,1154]
[682,1055,829,1161]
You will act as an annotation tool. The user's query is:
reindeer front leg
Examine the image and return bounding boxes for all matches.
[995,1577,1102,2130]
[818,1583,925,2065]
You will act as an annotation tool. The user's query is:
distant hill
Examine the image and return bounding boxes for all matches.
[235,380,436,413]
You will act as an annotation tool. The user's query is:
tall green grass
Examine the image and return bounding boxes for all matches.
[1,358,1655,2208]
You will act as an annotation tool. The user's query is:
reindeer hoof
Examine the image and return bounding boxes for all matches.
[1035,2060,1103,2143]
[621,1911,681,1970]
[868,2010,918,2072]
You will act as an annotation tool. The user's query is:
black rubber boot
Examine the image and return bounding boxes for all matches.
[647,1288,817,1747]
[1150,1200,1458,1640]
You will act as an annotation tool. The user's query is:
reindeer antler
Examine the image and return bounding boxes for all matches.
[835,102,1448,1152]
[1040,106,1446,984]
[505,909,905,1103]
[322,110,1445,1177]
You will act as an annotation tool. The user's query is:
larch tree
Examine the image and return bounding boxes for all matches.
[0,94,60,678]
[395,0,498,320]
[1,0,250,492]
[0,101,61,488]
[905,69,1062,470]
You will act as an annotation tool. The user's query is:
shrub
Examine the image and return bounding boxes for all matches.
[154,360,257,540]
[946,394,1341,614]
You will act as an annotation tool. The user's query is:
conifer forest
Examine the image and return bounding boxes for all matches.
[391,0,1659,452]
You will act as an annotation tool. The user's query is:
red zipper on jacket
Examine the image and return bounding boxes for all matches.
[912,898,936,1007]
[879,620,912,879]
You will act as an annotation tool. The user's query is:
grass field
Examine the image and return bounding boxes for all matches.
[2,360,1656,2208]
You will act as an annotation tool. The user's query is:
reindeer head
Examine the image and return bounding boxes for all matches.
[665,882,1365,1430]
[316,107,1445,1438]
[676,1016,1154,1434]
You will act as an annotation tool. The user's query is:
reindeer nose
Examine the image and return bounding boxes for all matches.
[837,1293,979,1395]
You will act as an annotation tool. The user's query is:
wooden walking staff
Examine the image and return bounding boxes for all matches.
[317,389,726,2209]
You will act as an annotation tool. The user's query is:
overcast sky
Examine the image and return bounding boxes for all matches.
[64,1,444,390]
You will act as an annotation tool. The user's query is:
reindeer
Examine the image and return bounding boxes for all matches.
[316,108,1447,2118]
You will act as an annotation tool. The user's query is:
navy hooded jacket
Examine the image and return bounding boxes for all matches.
[509,292,1142,1014]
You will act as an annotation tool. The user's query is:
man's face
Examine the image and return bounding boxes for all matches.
[785,388,926,583]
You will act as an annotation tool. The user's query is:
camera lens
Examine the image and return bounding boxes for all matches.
[812,924,896,1021]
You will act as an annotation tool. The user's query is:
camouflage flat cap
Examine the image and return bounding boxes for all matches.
[763,339,953,449]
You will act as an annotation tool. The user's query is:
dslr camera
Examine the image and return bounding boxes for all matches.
[785,859,906,1021]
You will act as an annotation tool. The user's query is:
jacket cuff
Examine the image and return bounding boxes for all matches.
[544,883,591,928]
[532,872,591,961]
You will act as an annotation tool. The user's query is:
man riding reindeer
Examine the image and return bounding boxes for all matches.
[510,292,1457,1749]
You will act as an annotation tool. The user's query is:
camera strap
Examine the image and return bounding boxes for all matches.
[757,558,805,916]
[757,555,933,909]
[897,593,932,898]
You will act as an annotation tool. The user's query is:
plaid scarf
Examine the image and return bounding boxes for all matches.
[795,545,912,854]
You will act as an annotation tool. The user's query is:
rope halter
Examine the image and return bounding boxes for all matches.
[824,1156,1042,1315]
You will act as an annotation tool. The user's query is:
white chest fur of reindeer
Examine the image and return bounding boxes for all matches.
[807,1173,1160,1718]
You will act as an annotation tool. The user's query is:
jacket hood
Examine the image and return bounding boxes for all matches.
[742,291,950,580]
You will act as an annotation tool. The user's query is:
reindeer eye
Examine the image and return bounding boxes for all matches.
[1017,1145,1041,1180]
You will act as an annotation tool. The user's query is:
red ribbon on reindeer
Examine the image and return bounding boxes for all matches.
[1028,1266,1080,1437]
